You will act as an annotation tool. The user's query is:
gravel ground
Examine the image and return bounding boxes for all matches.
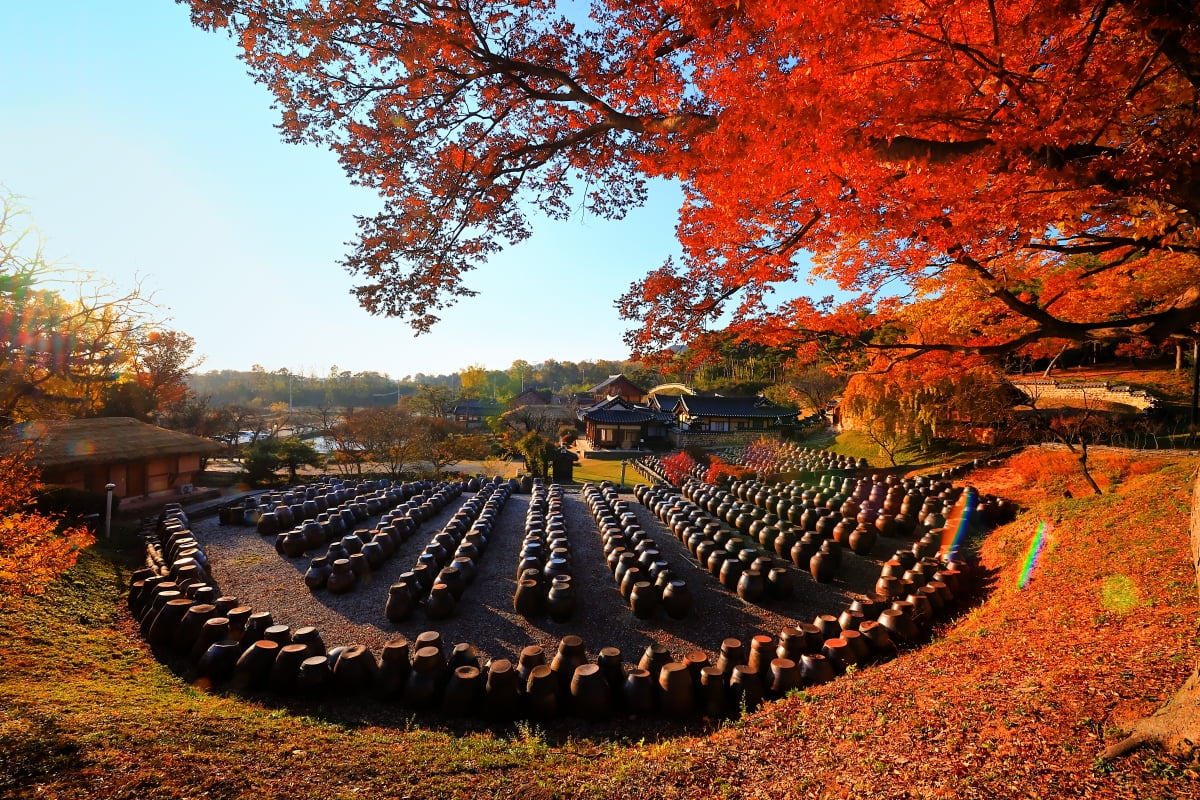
[187,481,898,671]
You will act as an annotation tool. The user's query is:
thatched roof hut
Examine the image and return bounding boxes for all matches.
[7,417,220,498]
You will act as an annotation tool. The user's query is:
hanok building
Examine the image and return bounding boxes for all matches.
[578,396,674,450]
[585,374,647,405]
[647,392,686,415]
[450,398,504,431]
[9,417,220,501]
[672,395,801,448]
[508,388,553,409]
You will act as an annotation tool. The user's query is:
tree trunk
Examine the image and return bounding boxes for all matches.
[1076,440,1103,496]
[1103,667,1200,761]
[1042,344,1069,378]
[1190,339,1199,442]
[1103,470,1200,761]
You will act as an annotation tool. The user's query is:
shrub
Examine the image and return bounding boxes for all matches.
[0,445,94,610]
[683,444,712,466]
[660,451,698,485]
[36,486,119,519]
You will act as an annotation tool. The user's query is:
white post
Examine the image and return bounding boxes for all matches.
[620,460,627,489]
[105,483,116,539]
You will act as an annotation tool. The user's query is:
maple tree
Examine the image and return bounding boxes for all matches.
[0,442,94,610]
[132,329,204,413]
[183,0,1200,368]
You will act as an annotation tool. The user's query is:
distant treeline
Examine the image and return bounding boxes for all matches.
[186,359,669,409]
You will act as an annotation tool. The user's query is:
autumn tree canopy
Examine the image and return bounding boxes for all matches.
[0,195,153,425]
[183,0,1200,368]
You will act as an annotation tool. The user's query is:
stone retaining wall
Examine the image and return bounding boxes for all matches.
[674,430,787,450]
[1008,379,1160,411]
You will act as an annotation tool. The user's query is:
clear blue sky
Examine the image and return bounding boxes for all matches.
[0,0,688,380]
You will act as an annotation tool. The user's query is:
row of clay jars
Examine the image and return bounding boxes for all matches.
[584,483,692,619]
[513,481,574,621]
[386,481,511,621]
[132,575,338,696]
[644,483,932,648]
[642,483,833,599]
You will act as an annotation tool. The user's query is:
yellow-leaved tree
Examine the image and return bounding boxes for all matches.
[0,442,93,609]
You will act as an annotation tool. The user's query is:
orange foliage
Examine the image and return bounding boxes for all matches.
[706,459,752,484]
[1002,446,1156,499]
[183,0,1200,372]
[0,444,94,610]
[659,450,698,485]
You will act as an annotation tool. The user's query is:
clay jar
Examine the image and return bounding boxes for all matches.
[550,635,588,691]
[727,664,764,713]
[809,550,835,583]
[718,558,744,591]
[385,583,414,622]
[715,638,746,676]
[197,639,240,683]
[524,664,560,719]
[333,644,379,694]
[232,639,279,692]
[443,666,485,716]
[424,583,456,620]
[483,659,522,721]
[629,581,658,620]
[377,638,411,700]
[768,657,803,698]
[766,566,794,600]
[545,577,576,623]
[326,558,356,594]
[800,653,834,685]
[658,661,694,720]
[570,663,612,722]
[622,669,656,716]
[660,580,693,619]
[848,524,878,556]
[736,569,766,603]
[436,565,467,601]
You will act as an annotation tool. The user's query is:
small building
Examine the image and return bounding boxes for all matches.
[451,399,503,431]
[509,388,553,409]
[8,417,221,500]
[585,374,647,405]
[551,448,579,483]
[579,397,674,450]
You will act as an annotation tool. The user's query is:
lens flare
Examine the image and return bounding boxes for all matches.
[939,488,976,560]
[1017,521,1048,589]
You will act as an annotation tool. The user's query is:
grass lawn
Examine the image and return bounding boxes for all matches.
[571,456,636,487]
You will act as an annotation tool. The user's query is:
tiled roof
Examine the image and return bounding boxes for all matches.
[577,396,634,416]
[583,407,674,424]
[586,374,646,395]
[650,394,684,413]
[675,395,799,419]
[452,399,503,415]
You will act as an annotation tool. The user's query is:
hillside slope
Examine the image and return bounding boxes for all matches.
[1,451,1197,799]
